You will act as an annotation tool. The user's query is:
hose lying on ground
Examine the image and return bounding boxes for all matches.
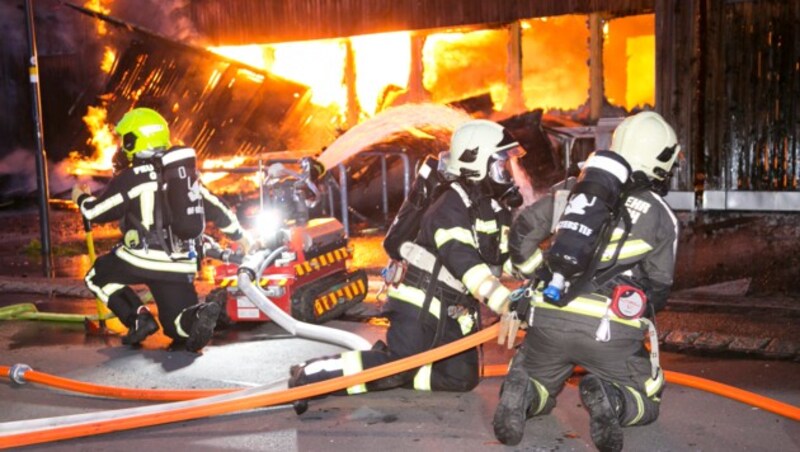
[2,323,799,449]
[0,323,500,448]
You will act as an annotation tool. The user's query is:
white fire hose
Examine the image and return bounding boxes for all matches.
[236,247,372,351]
[0,243,371,435]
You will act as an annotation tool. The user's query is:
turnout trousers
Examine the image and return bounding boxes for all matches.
[84,249,201,340]
[298,295,480,394]
[514,308,663,427]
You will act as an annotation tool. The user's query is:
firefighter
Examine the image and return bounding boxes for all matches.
[72,107,253,352]
[493,111,681,451]
[288,119,525,413]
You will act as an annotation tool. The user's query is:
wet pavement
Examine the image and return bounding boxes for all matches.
[1,314,799,451]
[0,208,799,449]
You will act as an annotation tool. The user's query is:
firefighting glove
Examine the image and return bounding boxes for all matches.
[71,183,91,205]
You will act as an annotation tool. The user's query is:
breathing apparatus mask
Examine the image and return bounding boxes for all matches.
[485,147,525,208]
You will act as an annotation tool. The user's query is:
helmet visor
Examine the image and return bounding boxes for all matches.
[488,146,525,184]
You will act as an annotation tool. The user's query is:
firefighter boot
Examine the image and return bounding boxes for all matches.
[492,365,537,446]
[185,302,221,352]
[579,374,624,452]
[121,306,159,346]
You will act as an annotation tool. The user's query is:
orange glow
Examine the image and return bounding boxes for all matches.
[422,29,509,110]
[100,46,116,73]
[200,157,248,184]
[521,16,590,112]
[83,0,111,35]
[603,14,655,110]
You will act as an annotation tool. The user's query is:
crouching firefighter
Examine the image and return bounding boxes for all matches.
[72,107,253,352]
[288,119,525,414]
[493,111,681,451]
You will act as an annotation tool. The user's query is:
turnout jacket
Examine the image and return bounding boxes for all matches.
[76,153,245,280]
[395,182,513,314]
[509,182,679,313]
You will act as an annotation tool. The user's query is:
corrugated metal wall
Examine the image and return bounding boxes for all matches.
[190,0,654,45]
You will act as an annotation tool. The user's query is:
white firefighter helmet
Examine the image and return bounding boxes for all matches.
[445,120,521,182]
[610,111,680,181]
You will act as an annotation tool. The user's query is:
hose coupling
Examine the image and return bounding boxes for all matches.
[9,363,32,385]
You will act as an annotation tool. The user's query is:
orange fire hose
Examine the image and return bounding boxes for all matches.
[1,324,798,448]
[0,365,235,401]
[0,324,499,448]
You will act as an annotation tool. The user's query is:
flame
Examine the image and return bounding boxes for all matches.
[200,157,248,185]
[422,29,509,110]
[521,16,590,111]
[83,0,112,35]
[209,31,412,122]
[604,14,655,110]
[100,46,116,73]
[65,106,117,176]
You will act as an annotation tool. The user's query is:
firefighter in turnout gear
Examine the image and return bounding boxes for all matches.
[288,119,524,414]
[492,111,681,451]
[72,107,252,352]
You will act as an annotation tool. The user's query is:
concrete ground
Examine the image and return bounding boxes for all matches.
[1,297,799,451]
[0,208,799,450]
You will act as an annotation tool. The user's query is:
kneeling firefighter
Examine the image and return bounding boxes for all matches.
[73,107,252,352]
[493,111,681,451]
[288,119,524,414]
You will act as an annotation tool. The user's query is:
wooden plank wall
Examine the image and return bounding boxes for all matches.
[658,0,799,193]
[190,0,654,45]
[655,0,700,192]
[707,0,800,191]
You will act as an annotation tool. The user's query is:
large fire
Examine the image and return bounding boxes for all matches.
[68,13,655,178]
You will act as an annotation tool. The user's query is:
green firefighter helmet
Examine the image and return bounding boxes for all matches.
[115,107,171,161]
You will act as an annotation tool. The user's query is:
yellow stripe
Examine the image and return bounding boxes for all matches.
[601,239,653,262]
[518,249,543,275]
[344,286,353,299]
[532,292,642,328]
[625,386,645,425]
[342,351,367,394]
[413,364,433,391]
[388,284,441,318]
[463,264,494,295]
[531,378,550,415]
[434,227,476,249]
[474,219,498,234]
[81,193,124,220]
[357,278,366,293]
[115,247,196,273]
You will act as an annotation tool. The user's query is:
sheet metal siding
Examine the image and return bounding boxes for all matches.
[190,0,654,45]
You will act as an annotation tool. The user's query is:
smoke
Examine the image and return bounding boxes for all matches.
[0,148,103,200]
[110,0,201,42]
